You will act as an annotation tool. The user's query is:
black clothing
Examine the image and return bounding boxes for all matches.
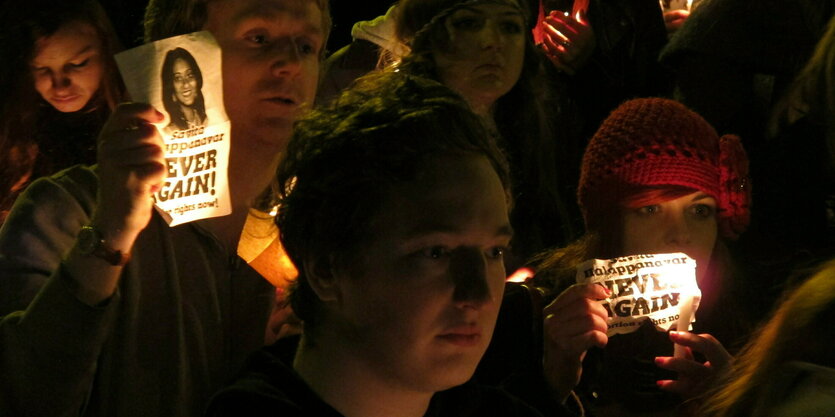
[207,337,551,417]
[547,0,671,140]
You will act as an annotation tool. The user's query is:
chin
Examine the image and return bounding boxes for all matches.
[51,100,87,113]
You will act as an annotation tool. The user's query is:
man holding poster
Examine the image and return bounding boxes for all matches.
[0,0,330,416]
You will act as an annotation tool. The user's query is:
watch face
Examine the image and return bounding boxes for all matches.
[77,227,101,255]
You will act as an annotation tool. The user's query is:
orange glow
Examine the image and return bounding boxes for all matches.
[506,267,534,282]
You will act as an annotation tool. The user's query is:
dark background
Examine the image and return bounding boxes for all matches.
[99,0,396,54]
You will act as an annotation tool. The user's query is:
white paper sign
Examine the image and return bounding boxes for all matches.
[575,253,701,336]
[115,31,231,226]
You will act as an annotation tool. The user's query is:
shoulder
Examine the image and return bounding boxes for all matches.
[20,164,98,210]
[207,342,342,417]
[1,164,98,248]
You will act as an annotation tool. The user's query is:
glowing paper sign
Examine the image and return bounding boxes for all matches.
[575,253,701,336]
[115,31,231,226]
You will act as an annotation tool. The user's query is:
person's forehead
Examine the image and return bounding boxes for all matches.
[371,155,511,238]
[450,0,523,15]
[33,21,100,63]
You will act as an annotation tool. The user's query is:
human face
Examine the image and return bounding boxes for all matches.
[432,1,525,116]
[204,0,324,149]
[330,154,512,393]
[31,21,104,113]
[172,58,198,106]
[621,192,718,283]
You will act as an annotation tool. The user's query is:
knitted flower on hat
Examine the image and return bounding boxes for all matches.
[577,98,750,239]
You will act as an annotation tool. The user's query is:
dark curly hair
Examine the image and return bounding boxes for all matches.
[274,71,511,334]
[161,47,207,131]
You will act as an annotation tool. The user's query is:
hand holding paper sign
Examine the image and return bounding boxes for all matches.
[93,103,166,245]
[655,331,732,399]
[63,103,166,306]
[543,283,610,403]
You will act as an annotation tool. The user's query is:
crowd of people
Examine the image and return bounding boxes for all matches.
[0,0,833,416]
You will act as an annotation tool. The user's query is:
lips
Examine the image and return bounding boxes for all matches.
[52,94,80,103]
[437,325,482,347]
[477,63,503,70]
[264,94,297,105]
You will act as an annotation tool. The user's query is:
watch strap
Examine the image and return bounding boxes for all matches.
[79,226,131,266]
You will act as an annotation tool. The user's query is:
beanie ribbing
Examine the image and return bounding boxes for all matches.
[578,98,750,239]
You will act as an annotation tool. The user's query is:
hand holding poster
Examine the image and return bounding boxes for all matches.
[575,253,701,337]
[115,31,231,226]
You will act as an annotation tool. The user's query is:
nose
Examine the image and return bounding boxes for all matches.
[450,248,493,308]
[51,71,72,90]
[269,39,303,78]
[663,212,692,247]
[479,22,503,50]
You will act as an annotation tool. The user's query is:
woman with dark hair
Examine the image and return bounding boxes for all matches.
[394,0,581,270]
[160,47,207,133]
[533,98,755,415]
[0,0,125,223]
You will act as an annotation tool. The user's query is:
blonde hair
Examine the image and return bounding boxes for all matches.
[769,14,835,160]
[701,260,835,416]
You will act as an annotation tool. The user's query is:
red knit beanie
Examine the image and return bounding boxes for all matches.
[577,98,750,239]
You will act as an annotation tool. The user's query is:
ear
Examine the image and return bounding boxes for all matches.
[303,255,342,304]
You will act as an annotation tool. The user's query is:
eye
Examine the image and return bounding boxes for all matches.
[486,246,507,259]
[499,20,522,34]
[245,32,270,46]
[637,205,660,215]
[295,38,318,56]
[32,66,49,76]
[691,204,715,218]
[421,246,452,259]
[70,59,89,69]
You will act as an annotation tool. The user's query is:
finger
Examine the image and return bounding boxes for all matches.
[109,143,165,168]
[663,9,690,22]
[545,309,608,340]
[544,20,576,41]
[100,123,161,148]
[550,329,608,356]
[539,34,561,55]
[669,331,732,365]
[546,283,610,312]
[654,356,710,376]
[555,14,587,33]
[576,9,589,25]
[545,294,608,324]
[137,164,168,194]
[656,379,694,395]
[103,102,164,133]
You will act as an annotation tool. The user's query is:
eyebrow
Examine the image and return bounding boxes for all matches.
[690,193,715,202]
[403,223,514,240]
[71,45,95,58]
[32,44,95,68]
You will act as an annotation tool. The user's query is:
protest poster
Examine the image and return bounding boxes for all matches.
[575,253,702,337]
[115,31,231,226]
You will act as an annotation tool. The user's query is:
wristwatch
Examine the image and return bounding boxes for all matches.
[77,226,131,266]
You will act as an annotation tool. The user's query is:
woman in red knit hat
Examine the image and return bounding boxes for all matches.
[532,97,754,415]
